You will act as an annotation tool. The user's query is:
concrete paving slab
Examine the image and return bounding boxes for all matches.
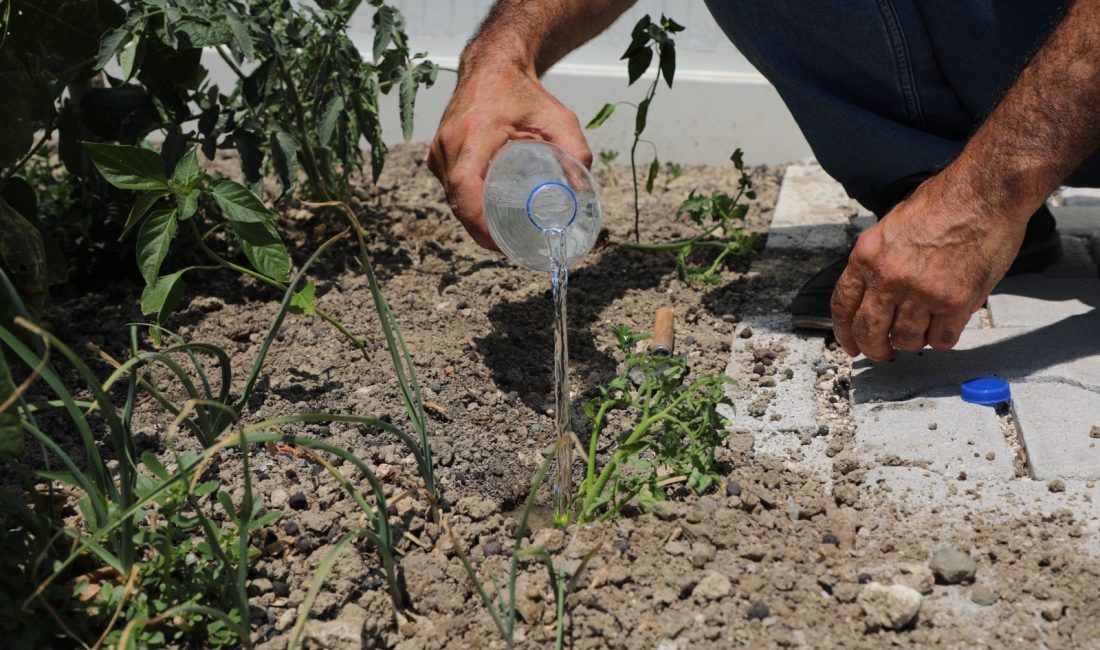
[1012,382,1100,480]
[723,314,823,439]
[766,165,854,252]
[850,318,1100,403]
[853,398,1014,481]
[1051,204,1100,236]
[859,466,1100,552]
[988,275,1100,328]
[1055,187,1100,207]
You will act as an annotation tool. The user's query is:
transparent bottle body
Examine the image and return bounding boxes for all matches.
[483,140,602,272]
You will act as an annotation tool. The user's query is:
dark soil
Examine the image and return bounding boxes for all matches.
[42,144,1100,649]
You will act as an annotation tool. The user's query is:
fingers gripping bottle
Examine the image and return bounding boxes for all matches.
[483,140,602,270]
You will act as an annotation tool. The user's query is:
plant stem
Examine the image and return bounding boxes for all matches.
[275,60,334,200]
[188,221,370,359]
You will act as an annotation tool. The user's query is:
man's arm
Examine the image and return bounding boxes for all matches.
[832,0,1100,360]
[429,1,636,249]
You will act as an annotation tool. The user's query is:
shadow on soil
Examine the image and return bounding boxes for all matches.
[474,245,676,411]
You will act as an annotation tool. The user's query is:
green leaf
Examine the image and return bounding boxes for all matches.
[233,128,263,194]
[232,220,289,281]
[730,148,745,170]
[140,270,188,322]
[626,47,653,85]
[176,188,200,220]
[399,68,417,142]
[141,451,169,480]
[372,5,398,60]
[289,279,316,315]
[118,36,145,82]
[172,147,201,186]
[136,209,178,285]
[84,142,168,190]
[645,157,659,194]
[120,189,169,239]
[175,17,234,48]
[319,96,345,147]
[224,13,254,60]
[209,180,274,223]
[635,98,650,136]
[586,103,616,130]
[269,130,299,200]
[95,26,131,70]
[659,43,676,88]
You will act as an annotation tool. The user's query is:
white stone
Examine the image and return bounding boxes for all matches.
[857,582,922,630]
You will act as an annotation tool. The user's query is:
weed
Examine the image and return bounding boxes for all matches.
[576,325,734,523]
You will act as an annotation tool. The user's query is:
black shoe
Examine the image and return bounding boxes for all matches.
[789,206,1063,331]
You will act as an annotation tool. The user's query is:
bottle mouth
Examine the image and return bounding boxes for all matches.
[526,181,578,232]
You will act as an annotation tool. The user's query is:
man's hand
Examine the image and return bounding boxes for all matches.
[428,0,634,250]
[428,66,591,250]
[832,0,1100,359]
[831,175,1028,361]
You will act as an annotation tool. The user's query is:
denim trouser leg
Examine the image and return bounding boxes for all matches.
[703,0,1083,216]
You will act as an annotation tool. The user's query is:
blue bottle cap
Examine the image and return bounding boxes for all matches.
[961,377,1011,406]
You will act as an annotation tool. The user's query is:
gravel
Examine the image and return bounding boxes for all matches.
[746,600,770,620]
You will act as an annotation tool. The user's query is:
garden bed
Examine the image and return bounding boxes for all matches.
[36,144,1100,648]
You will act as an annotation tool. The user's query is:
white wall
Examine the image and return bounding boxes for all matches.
[354,0,812,166]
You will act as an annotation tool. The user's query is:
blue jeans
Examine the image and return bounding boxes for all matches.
[704,0,1094,216]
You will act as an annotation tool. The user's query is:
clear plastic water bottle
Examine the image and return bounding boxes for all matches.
[483,140,602,272]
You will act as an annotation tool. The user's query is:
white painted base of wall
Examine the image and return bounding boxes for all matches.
[376,57,812,167]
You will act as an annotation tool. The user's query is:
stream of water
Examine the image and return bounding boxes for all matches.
[546,229,572,527]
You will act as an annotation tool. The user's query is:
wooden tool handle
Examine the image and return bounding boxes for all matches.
[652,307,674,357]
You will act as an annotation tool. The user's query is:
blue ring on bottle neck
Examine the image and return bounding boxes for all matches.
[526,181,578,232]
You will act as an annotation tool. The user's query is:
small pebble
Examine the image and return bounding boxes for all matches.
[288,491,309,511]
[857,573,872,584]
[1040,600,1064,622]
[928,422,938,431]
[783,368,794,379]
[822,532,840,547]
[929,548,977,584]
[970,584,998,606]
[986,451,996,461]
[816,425,830,436]
[746,600,770,620]
[957,471,968,481]
[294,535,313,553]
[1091,425,1100,439]
[482,541,503,557]
[739,327,753,339]
[272,580,290,598]
[682,335,697,346]
[726,481,742,497]
[1048,479,1066,493]
[814,363,838,376]
[283,521,300,536]
[614,538,630,553]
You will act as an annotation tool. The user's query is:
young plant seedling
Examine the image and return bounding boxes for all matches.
[586,14,684,242]
[576,324,734,523]
[629,149,759,285]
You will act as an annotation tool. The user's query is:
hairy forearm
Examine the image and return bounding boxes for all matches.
[461,0,637,77]
[944,0,1100,222]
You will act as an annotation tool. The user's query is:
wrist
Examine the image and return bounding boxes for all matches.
[458,31,539,85]
[933,150,1050,228]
